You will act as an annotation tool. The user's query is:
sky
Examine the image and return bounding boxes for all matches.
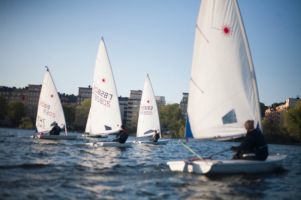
[0,0,300,105]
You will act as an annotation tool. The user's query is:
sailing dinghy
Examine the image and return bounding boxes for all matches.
[133,74,168,145]
[34,67,77,140]
[86,37,122,138]
[84,37,130,147]
[167,0,286,174]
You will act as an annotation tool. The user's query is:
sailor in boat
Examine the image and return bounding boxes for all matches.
[150,130,160,143]
[112,125,128,143]
[231,120,268,161]
[49,121,62,135]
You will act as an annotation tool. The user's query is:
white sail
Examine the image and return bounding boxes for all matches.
[88,38,122,136]
[137,74,161,138]
[36,67,67,133]
[188,0,261,139]
[85,110,91,133]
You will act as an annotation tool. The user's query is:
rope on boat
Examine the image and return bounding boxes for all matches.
[179,140,203,160]
[180,140,232,160]
[205,148,231,159]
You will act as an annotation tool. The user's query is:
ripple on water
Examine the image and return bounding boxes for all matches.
[0,128,301,200]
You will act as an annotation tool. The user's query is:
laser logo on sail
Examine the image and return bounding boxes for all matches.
[222,25,231,36]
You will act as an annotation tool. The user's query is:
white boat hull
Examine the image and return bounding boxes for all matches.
[167,155,286,175]
[34,134,77,140]
[85,130,119,138]
[86,141,131,148]
[133,139,168,145]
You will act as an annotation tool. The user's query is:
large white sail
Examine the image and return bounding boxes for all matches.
[188,0,261,139]
[137,74,161,138]
[88,38,122,136]
[36,67,67,133]
[85,110,91,133]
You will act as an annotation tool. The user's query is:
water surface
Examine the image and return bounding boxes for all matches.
[0,128,300,199]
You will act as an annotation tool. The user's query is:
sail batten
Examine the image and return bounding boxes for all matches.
[188,0,261,139]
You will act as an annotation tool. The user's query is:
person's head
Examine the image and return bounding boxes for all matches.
[244,120,254,132]
[121,125,125,129]
[51,121,58,126]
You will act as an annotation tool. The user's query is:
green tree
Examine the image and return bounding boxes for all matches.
[63,104,76,130]
[259,102,268,119]
[74,99,91,131]
[262,118,282,141]
[262,117,296,144]
[174,119,185,138]
[159,103,185,138]
[19,117,34,129]
[0,96,7,120]
[271,101,285,109]
[7,101,25,126]
[284,101,301,142]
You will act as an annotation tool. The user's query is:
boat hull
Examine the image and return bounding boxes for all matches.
[34,134,77,140]
[133,139,168,145]
[86,141,131,148]
[86,130,119,138]
[85,135,109,139]
[167,155,286,175]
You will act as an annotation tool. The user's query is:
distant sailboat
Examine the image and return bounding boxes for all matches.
[137,74,160,137]
[35,67,76,140]
[167,0,285,174]
[86,37,122,138]
[134,74,167,145]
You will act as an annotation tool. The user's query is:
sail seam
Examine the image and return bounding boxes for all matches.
[190,78,204,93]
[196,25,209,43]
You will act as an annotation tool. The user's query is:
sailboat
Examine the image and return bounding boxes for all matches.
[167,0,285,174]
[34,67,77,140]
[134,74,167,145]
[85,37,130,147]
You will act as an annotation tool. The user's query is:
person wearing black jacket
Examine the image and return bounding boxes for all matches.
[150,130,160,143]
[49,122,61,135]
[231,120,268,161]
[112,125,128,144]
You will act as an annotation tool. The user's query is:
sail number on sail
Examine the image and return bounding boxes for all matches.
[39,101,55,118]
[93,86,113,107]
[140,105,153,115]
[36,115,46,129]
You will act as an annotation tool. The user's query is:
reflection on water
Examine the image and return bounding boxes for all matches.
[0,128,300,199]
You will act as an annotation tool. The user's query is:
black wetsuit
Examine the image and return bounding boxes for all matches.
[49,125,61,135]
[113,129,128,144]
[232,129,268,161]
[152,133,160,142]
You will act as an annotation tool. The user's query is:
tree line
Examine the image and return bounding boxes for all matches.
[262,101,301,144]
[0,95,300,143]
[0,96,186,137]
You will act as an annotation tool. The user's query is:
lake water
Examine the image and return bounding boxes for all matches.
[0,128,300,199]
